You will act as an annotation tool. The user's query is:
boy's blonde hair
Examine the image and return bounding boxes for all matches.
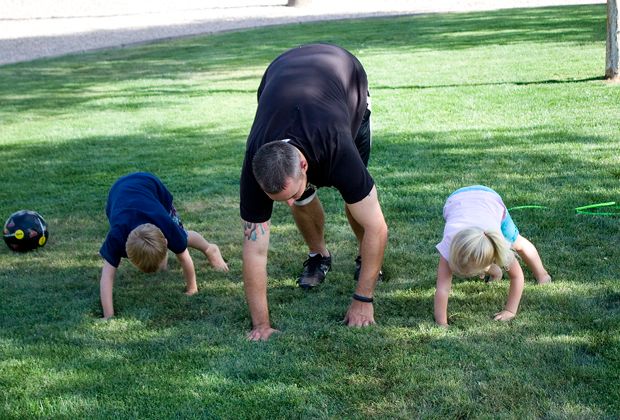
[449,227,515,277]
[126,223,167,273]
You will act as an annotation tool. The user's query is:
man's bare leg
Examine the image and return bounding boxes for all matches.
[291,195,329,257]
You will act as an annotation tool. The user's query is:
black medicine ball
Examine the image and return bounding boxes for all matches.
[3,210,49,252]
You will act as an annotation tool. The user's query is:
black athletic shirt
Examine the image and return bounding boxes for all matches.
[240,43,374,223]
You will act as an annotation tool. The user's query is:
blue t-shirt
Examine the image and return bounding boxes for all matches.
[99,172,188,267]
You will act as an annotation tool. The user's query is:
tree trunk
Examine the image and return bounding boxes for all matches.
[607,0,620,81]
[287,0,312,6]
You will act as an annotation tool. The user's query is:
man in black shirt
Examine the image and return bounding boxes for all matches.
[240,44,388,341]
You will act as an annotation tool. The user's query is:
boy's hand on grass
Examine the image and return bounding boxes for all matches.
[493,310,516,321]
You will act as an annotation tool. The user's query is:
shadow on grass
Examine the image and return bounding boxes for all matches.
[1,274,617,418]
[0,128,247,217]
[374,76,605,91]
[0,5,606,117]
[0,4,617,417]
[371,127,619,283]
[1,125,617,284]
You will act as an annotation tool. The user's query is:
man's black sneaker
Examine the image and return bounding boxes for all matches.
[354,255,384,282]
[297,253,332,289]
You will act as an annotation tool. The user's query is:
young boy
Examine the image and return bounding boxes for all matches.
[99,172,228,319]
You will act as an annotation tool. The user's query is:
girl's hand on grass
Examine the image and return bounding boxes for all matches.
[493,310,516,321]
[247,326,279,341]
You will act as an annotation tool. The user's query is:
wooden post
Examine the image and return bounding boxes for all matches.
[287,0,312,6]
[606,0,620,81]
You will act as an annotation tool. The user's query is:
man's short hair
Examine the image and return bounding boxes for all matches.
[126,223,167,273]
[252,141,301,194]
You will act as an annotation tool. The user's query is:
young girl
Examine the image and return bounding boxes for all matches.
[434,185,551,326]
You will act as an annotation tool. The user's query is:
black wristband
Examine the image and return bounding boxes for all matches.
[352,293,374,303]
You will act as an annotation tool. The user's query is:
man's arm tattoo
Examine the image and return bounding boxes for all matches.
[243,222,268,241]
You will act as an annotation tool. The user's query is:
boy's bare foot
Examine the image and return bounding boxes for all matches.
[205,244,229,272]
[537,273,552,284]
[185,288,198,296]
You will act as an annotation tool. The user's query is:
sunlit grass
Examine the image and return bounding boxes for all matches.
[0,4,618,418]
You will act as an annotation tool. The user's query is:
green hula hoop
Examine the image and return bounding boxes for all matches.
[575,201,618,216]
[508,202,618,216]
[508,205,549,211]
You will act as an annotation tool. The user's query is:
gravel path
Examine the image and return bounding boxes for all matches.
[0,0,605,66]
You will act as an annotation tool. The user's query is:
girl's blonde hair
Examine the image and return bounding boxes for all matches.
[126,223,167,273]
[448,227,515,277]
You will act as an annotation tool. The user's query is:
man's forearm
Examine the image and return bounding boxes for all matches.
[356,226,387,296]
[243,272,270,328]
[242,220,272,329]
[242,253,270,328]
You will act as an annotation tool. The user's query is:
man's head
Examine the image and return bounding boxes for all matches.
[252,141,308,205]
[126,223,168,273]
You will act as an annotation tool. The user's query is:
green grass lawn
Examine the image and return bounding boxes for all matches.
[1,4,619,418]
